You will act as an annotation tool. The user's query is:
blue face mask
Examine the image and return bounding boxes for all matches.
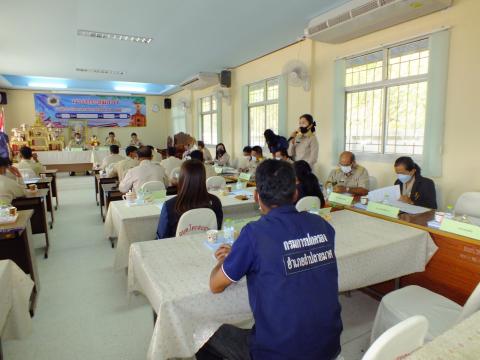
[397,174,412,184]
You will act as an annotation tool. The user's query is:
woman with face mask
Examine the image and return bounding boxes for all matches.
[288,114,319,168]
[394,156,437,209]
[214,143,230,166]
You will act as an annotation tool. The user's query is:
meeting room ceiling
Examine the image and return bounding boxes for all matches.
[0,0,350,94]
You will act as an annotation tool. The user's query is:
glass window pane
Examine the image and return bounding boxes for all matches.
[345,89,384,154]
[267,79,279,100]
[249,105,266,147]
[202,114,211,145]
[202,97,211,113]
[212,96,217,111]
[266,104,279,133]
[211,113,217,145]
[345,51,383,86]
[249,82,265,104]
[385,81,427,155]
[388,39,429,79]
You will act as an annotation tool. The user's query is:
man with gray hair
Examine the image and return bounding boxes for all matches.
[325,151,369,196]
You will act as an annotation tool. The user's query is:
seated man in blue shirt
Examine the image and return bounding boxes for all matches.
[197,159,343,360]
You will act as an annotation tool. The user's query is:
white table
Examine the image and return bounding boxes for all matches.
[407,311,480,359]
[36,149,109,165]
[0,260,34,340]
[106,189,259,270]
[128,209,438,360]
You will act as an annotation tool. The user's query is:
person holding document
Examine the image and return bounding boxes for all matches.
[394,156,437,209]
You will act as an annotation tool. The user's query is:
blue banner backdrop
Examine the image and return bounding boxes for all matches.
[34,93,147,127]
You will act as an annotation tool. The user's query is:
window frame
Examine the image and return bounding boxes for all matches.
[343,37,430,163]
[199,95,219,146]
[247,76,280,147]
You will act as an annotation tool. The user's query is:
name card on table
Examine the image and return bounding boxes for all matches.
[328,192,354,206]
[367,202,400,218]
[238,172,252,182]
[440,219,480,240]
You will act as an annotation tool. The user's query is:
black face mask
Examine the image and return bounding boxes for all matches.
[299,126,309,134]
[217,149,225,155]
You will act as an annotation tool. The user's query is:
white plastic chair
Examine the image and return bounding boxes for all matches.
[175,208,218,237]
[18,168,37,180]
[368,176,378,191]
[140,181,165,192]
[363,316,428,360]
[206,176,226,191]
[454,192,480,219]
[295,196,320,212]
[170,167,181,182]
[370,282,480,343]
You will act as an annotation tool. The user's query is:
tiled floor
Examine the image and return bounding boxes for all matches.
[4,175,379,360]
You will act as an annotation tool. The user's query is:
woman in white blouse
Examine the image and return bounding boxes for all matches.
[214,143,230,166]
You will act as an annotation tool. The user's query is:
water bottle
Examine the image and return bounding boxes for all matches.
[326,183,333,199]
[236,180,243,190]
[223,218,235,245]
[445,205,454,219]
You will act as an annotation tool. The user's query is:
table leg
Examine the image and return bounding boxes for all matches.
[95,177,99,206]
[47,184,54,229]
[41,200,50,259]
[108,236,116,248]
[99,183,105,222]
[52,175,58,210]
[394,278,400,289]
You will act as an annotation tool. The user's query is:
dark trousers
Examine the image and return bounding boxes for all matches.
[196,324,251,360]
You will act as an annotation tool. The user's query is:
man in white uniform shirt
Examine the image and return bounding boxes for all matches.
[106,146,139,181]
[100,145,124,170]
[119,146,169,193]
[0,158,25,204]
[160,147,182,183]
[15,146,43,176]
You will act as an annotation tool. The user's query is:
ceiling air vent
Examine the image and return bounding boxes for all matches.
[327,11,351,27]
[305,0,452,43]
[351,0,380,17]
[307,21,329,35]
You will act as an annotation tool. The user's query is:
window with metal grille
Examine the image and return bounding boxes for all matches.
[345,38,429,156]
[200,95,218,145]
[248,78,279,147]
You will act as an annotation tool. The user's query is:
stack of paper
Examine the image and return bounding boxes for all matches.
[367,185,431,214]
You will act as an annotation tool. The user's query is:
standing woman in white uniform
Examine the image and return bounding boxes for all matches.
[287,114,319,168]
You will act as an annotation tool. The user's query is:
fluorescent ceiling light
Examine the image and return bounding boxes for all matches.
[28,82,67,89]
[77,29,153,44]
[114,85,146,93]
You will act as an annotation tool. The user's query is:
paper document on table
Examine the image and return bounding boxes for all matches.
[368,185,401,203]
[367,185,430,214]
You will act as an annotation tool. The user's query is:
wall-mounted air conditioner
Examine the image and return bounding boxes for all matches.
[180,72,219,90]
[305,0,452,44]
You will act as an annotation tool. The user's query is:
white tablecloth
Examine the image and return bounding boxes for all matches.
[0,260,34,340]
[407,311,480,359]
[36,150,109,165]
[127,209,438,360]
[106,189,259,270]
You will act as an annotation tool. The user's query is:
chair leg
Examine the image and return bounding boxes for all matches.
[153,309,157,326]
